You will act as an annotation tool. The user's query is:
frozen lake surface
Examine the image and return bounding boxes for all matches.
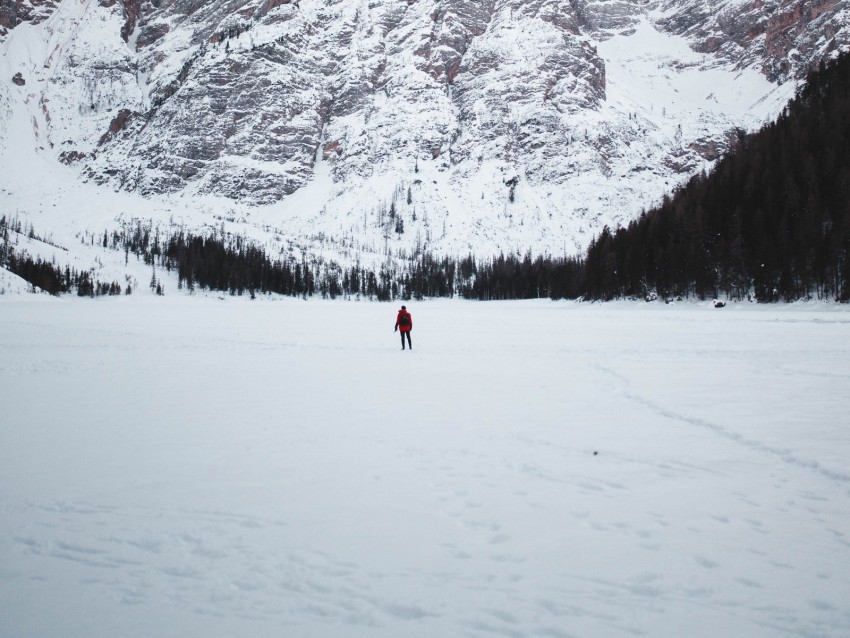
[1,297,849,638]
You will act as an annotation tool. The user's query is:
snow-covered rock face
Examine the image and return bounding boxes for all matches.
[1,0,848,256]
[0,0,60,35]
[654,0,850,82]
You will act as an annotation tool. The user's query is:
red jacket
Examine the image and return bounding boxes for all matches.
[395,310,412,332]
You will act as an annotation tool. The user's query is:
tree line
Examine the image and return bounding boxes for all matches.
[2,213,582,300]
[119,221,583,301]
[1,216,126,296]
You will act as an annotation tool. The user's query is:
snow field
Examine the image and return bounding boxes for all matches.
[1,297,849,637]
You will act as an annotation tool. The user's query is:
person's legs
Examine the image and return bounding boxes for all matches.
[400,330,406,349]
[405,332,412,349]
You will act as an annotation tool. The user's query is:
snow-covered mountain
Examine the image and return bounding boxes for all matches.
[1,0,848,260]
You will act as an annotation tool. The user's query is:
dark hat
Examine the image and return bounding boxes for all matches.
[401,305,406,310]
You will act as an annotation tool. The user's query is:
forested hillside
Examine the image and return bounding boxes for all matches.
[583,53,850,302]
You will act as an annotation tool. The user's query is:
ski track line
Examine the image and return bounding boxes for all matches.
[592,363,850,485]
[623,391,850,485]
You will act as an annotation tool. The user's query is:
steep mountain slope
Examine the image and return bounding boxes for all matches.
[1,0,848,261]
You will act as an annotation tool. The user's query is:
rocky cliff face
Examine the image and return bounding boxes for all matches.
[654,0,850,82]
[1,0,848,256]
[0,0,61,35]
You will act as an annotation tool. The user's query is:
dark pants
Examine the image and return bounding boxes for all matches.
[400,331,412,349]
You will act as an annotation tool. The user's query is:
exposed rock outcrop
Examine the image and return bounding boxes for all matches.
[1,0,62,35]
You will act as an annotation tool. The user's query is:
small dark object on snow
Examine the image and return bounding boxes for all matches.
[593,451,598,456]
[12,72,25,86]
[714,300,726,308]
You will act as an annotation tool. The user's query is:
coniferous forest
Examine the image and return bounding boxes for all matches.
[2,53,849,302]
[583,53,850,302]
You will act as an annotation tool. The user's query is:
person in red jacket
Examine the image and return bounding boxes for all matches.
[394,305,413,350]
